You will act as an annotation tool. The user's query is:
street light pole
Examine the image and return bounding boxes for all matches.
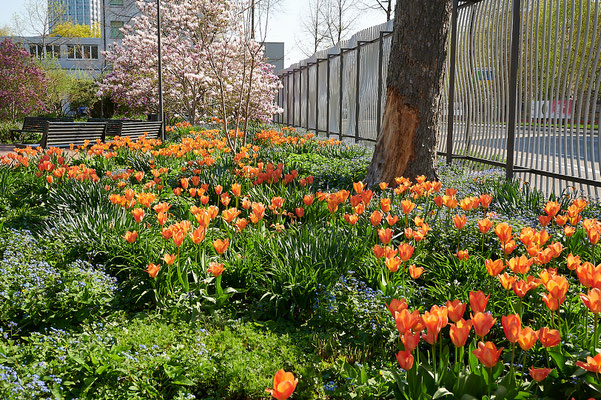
[157,0,165,140]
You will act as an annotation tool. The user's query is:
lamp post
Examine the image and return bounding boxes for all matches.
[157,0,165,140]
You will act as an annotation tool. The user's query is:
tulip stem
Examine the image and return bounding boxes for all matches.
[593,313,599,352]
[488,366,493,397]
[510,342,516,380]
[432,344,437,382]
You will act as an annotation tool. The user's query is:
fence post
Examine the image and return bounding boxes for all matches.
[292,70,296,127]
[287,73,291,125]
[306,64,310,131]
[339,50,345,139]
[327,54,331,138]
[355,41,362,143]
[446,0,459,165]
[316,60,320,134]
[506,0,521,181]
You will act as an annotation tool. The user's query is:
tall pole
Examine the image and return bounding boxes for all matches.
[251,0,255,40]
[506,0,521,181]
[157,0,165,140]
[100,0,107,118]
[446,0,459,164]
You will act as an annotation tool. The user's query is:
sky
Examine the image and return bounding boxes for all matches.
[0,0,389,69]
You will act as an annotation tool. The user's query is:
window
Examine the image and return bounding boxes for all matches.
[30,44,61,59]
[110,0,123,5]
[67,44,99,60]
[111,21,124,39]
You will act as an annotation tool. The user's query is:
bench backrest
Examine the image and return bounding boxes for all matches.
[118,121,163,140]
[21,116,75,132]
[42,122,107,148]
[88,118,126,136]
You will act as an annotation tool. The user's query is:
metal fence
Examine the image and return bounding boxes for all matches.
[275,0,601,198]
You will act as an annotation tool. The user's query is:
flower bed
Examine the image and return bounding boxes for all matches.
[0,126,600,399]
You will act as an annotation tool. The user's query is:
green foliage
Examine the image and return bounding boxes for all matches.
[50,21,101,38]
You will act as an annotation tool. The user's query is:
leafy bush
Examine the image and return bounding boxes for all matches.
[0,230,116,330]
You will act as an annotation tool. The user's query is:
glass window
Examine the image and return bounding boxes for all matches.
[75,45,82,59]
[110,0,124,5]
[67,44,75,59]
[83,45,91,59]
[91,45,98,59]
[110,21,124,39]
[45,45,60,58]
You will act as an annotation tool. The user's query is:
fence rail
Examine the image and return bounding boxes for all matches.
[276,0,601,199]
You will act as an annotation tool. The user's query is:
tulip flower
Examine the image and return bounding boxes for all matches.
[386,214,399,226]
[163,253,177,266]
[303,195,314,206]
[498,273,517,290]
[485,259,505,277]
[480,194,493,208]
[385,257,402,273]
[538,327,561,348]
[132,208,145,223]
[373,244,386,258]
[353,181,365,194]
[378,228,393,245]
[396,349,414,370]
[469,290,489,313]
[398,242,414,262]
[478,218,493,234]
[409,264,424,279]
[566,253,581,271]
[453,214,467,230]
[449,319,472,348]
[472,341,504,368]
[213,238,230,254]
[421,330,439,345]
[380,198,391,213]
[395,309,420,334]
[266,369,298,400]
[494,222,513,244]
[575,353,601,374]
[581,288,601,313]
[502,314,521,343]
[123,230,137,243]
[529,367,553,382]
[517,327,538,351]
[401,199,416,215]
[190,227,206,245]
[401,331,421,352]
[208,262,225,277]
[446,300,467,322]
[506,255,533,275]
[472,312,496,337]
[344,214,359,225]
[456,250,469,260]
[146,263,161,278]
[544,201,561,217]
[386,298,408,316]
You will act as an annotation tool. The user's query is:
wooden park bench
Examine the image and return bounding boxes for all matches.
[10,116,74,143]
[87,119,162,140]
[16,121,108,149]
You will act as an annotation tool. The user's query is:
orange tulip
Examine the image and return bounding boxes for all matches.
[146,263,161,278]
[422,310,445,336]
[512,279,536,298]
[370,210,382,226]
[421,330,439,345]
[266,370,298,400]
[479,194,493,208]
[385,257,402,273]
[544,201,561,217]
[401,200,416,215]
[208,262,225,277]
[538,214,552,226]
[472,341,504,368]
[566,253,581,271]
[446,300,467,322]
[409,264,424,279]
[344,214,359,225]
[373,244,386,258]
[495,222,513,244]
[213,238,230,254]
[502,314,521,343]
[442,195,457,209]
[396,349,414,370]
[303,195,314,206]
[581,288,601,313]
[498,273,517,290]
[518,327,538,350]
[380,198,391,213]
[378,228,393,245]
[190,227,206,244]
[453,214,467,230]
[469,290,489,313]
[132,208,145,223]
[472,312,496,337]
[398,242,414,262]
[353,181,365,194]
[542,293,564,311]
[538,327,561,348]
[386,298,408,316]
[235,218,248,232]
[507,255,533,275]
[485,259,505,277]
[401,331,421,352]
[386,214,399,226]
[576,353,601,374]
[231,183,241,197]
[449,318,472,348]
[123,230,137,243]
[222,208,241,223]
[433,195,444,207]
[478,218,493,234]
[295,207,305,218]
[529,367,552,382]
[163,253,176,266]
[456,249,469,260]
[395,309,420,334]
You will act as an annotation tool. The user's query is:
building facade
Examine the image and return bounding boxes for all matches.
[49,0,102,29]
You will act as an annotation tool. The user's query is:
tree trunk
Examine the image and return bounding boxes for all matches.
[365,0,453,185]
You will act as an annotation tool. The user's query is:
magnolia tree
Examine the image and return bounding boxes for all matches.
[0,39,48,122]
[98,0,282,150]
